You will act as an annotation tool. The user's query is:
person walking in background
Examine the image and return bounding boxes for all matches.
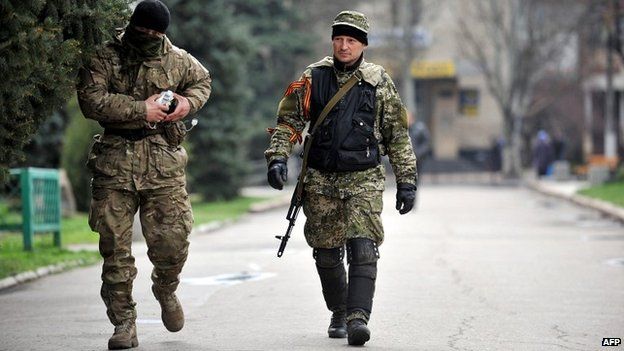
[77,1,211,349]
[265,10,417,346]
[533,130,555,177]
[409,119,430,198]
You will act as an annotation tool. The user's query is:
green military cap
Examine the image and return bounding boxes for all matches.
[332,10,369,34]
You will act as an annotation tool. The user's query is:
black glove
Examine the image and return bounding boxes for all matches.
[396,183,416,214]
[267,160,288,190]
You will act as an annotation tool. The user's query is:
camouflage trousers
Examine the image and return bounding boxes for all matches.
[303,190,384,249]
[89,185,193,326]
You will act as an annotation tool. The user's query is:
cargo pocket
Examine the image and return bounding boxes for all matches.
[88,188,108,232]
[150,138,188,178]
[338,118,379,170]
[342,118,376,151]
[86,135,123,177]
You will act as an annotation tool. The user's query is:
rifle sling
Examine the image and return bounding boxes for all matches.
[294,73,360,202]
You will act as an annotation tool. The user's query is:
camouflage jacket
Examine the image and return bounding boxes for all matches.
[77,33,211,130]
[265,56,417,198]
[77,33,211,190]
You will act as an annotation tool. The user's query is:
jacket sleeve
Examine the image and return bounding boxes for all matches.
[76,52,146,123]
[180,54,212,115]
[264,70,311,165]
[379,73,418,186]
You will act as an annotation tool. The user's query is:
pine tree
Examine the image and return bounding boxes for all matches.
[0,0,131,180]
[167,0,254,200]
[232,0,313,161]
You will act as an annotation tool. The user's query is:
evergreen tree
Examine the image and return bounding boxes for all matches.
[0,0,131,180]
[167,0,253,200]
[231,0,314,160]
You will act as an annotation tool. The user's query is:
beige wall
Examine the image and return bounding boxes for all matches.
[363,0,505,156]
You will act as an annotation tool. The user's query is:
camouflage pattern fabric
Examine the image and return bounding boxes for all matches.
[77,33,211,130]
[265,56,417,247]
[303,191,384,248]
[333,11,370,33]
[90,186,193,325]
[78,31,209,326]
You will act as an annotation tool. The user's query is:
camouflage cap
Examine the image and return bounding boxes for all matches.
[332,10,369,34]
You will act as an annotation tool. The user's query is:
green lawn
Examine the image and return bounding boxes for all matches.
[0,196,268,280]
[578,181,624,207]
[0,235,100,279]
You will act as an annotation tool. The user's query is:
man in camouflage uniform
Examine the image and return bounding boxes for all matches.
[265,11,416,346]
[76,1,211,349]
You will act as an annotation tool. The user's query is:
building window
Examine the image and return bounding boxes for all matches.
[459,89,479,117]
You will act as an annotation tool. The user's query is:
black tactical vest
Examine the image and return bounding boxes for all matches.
[307,66,380,172]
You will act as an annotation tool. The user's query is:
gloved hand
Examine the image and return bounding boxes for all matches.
[267,159,288,190]
[395,183,416,214]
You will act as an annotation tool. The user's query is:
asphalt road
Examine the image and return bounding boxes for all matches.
[1,184,623,350]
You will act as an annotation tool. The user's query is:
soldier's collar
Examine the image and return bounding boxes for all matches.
[333,53,363,72]
[308,56,384,86]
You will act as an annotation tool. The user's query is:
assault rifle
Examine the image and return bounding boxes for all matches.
[275,185,304,257]
[274,74,359,258]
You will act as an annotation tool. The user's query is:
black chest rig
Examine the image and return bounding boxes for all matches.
[307,66,380,172]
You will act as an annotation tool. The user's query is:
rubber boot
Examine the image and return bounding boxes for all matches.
[108,320,138,350]
[152,286,185,332]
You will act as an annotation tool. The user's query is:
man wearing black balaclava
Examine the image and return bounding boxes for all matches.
[77,1,212,349]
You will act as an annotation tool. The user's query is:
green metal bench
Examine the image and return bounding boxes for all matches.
[0,168,61,251]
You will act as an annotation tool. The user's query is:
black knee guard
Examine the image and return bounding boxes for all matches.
[346,239,379,319]
[314,247,347,312]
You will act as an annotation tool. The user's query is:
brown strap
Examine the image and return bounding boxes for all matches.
[294,74,360,202]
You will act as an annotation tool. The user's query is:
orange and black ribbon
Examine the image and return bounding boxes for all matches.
[283,77,311,119]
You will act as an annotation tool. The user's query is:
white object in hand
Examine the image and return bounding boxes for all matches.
[156,90,174,107]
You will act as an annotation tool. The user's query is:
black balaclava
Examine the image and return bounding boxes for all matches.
[123,0,170,61]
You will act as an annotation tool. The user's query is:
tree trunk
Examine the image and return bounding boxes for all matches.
[502,111,523,178]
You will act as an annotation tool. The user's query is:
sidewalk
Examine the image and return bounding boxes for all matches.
[526,177,624,223]
[0,188,291,292]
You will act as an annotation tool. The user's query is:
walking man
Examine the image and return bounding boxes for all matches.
[265,10,417,346]
[77,1,211,349]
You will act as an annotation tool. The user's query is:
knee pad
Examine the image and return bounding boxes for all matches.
[313,247,344,268]
[346,239,379,265]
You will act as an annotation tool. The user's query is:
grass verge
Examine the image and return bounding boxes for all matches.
[0,196,268,280]
[578,181,624,207]
[0,235,100,280]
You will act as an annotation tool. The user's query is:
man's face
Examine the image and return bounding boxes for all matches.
[332,35,366,66]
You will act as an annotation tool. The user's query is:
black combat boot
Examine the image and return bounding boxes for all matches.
[328,309,347,338]
[347,318,370,346]
[108,320,138,350]
[314,247,348,338]
[346,238,379,346]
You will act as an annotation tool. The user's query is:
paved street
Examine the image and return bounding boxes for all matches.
[1,184,623,350]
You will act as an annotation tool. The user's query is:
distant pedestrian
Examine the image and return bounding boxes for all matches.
[409,120,430,205]
[533,130,555,177]
[489,137,503,173]
[265,10,417,346]
[77,1,211,349]
[409,120,431,178]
